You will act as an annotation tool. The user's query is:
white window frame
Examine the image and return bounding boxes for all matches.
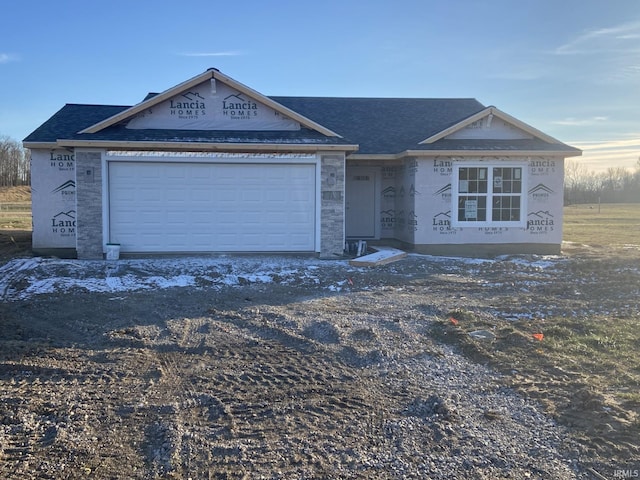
[451,162,527,228]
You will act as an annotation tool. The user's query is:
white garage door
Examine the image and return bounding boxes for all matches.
[108,162,316,252]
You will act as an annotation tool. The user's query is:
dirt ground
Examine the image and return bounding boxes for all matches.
[0,230,31,261]
[0,232,638,479]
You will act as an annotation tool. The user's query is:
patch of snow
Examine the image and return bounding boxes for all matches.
[408,253,493,265]
[0,256,350,301]
[0,252,568,302]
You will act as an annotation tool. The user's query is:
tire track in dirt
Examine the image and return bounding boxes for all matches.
[117,308,401,478]
[0,355,154,478]
[0,397,36,471]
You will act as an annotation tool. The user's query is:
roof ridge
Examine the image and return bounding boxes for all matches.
[64,103,132,108]
[269,96,482,101]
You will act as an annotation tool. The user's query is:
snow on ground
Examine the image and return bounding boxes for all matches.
[0,254,565,302]
[0,256,344,301]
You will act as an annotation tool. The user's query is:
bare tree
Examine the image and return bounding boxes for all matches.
[564,159,640,205]
[600,167,628,202]
[564,159,589,204]
[0,135,30,186]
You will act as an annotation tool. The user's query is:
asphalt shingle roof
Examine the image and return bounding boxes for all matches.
[24,104,129,143]
[271,97,486,154]
[24,97,579,154]
[23,104,346,147]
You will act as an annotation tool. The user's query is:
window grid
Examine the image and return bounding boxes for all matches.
[458,195,487,221]
[455,165,524,226]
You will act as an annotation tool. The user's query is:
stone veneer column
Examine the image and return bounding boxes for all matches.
[319,154,345,259]
[75,151,104,259]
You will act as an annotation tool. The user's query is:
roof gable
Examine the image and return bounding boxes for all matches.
[420,106,562,145]
[80,69,341,137]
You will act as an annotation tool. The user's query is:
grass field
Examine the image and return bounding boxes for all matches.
[564,203,640,246]
[0,186,31,230]
[0,204,31,229]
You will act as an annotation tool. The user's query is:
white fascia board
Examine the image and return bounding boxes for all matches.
[22,141,60,149]
[213,70,342,138]
[79,70,216,134]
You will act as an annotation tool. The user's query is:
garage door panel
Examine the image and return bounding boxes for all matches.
[109,162,316,252]
[167,193,185,203]
[166,233,189,245]
[190,189,212,202]
[249,191,266,201]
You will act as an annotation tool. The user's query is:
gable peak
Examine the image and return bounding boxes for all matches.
[420,106,562,145]
[80,69,341,137]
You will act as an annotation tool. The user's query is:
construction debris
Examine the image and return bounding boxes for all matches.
[349,246,407,267]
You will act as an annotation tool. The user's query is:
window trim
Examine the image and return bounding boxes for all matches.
[451,162,527,228]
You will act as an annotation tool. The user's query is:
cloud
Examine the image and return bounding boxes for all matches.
[0,53,18,64]
[179,51,244,57]
[568,137,640,173]
[554,21,640,55]
[552,116,609,127]
[569,137,640,152]
[577,149,639,173]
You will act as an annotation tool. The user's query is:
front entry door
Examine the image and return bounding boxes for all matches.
[346,168,377,238]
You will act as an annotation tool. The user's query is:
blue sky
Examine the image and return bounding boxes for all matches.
[1,0,639,172]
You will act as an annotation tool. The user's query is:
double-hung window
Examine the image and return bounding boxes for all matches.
[452,163,527,227]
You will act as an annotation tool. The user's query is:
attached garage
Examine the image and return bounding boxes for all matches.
[108,159,317,253]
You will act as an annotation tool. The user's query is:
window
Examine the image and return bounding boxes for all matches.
[452,164,526,227]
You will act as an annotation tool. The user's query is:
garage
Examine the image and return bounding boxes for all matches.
[108,161,317,253]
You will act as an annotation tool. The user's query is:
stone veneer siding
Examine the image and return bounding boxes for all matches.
[319,154,345,259]
[75,151,104,259]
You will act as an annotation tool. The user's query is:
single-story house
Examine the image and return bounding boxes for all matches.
[24,68,580,259]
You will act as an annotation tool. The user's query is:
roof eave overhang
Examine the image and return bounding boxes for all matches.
[405,149,582,158]
[54,139,359,153]
[348,150,582,162]
[23,141,60,149]
[79,69,342,138]
[348,149,581,160]
[346,153,399,160]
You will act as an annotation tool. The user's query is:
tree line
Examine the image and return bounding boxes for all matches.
[564,159,640,205]
[2,133,639,205]
[0,135,30,186]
